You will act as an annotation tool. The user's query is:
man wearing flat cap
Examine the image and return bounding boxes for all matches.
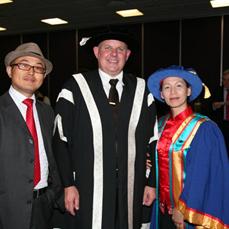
[0,42,61,229]
[53,30,158,229]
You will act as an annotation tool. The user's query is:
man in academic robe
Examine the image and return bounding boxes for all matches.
[53,30,158,229]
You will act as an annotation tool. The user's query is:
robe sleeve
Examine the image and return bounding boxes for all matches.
[141,91,158,225]
[177,120,229,228]
[53,78,78,188]
[146,92,158,187]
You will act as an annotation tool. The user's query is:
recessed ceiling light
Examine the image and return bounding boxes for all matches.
[116,9,143,17]
[210,0,229,8]
[0,27,6,31]
[41,18,68,25]
[0,0,13,4]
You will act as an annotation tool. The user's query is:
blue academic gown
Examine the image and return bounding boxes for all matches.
[151,115,229,229]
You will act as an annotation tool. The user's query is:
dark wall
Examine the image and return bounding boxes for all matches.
[0,35,20,93]
[182,17,221,94]
[224,16,229,73]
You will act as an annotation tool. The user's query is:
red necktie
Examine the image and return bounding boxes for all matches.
[23,98,41,186]
[226,91,229,121]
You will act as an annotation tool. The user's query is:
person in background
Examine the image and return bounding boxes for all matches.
[53,30,158,229]
[35,90,51,105]
[147,65,229,229]
[0,42,61,229]
[212,69,229,152]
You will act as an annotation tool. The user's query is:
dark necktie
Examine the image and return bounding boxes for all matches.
[109,79,119,106]
[226,90,229,121]
[109,79,120,216]
[23,98,41,186]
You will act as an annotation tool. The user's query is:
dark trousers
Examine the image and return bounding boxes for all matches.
[159,210,176,229]
[30,193,53,229]
[115,172,120,229]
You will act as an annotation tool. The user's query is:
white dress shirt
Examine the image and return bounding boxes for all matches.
[99,68,124,101]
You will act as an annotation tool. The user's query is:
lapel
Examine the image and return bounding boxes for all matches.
[84,70,112,117]
[119,73,137,124]
[3,92,30,136]
[36,101,51,158]
[118,74,138,147]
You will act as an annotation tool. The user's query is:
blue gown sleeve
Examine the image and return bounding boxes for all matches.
[178,120,229,228]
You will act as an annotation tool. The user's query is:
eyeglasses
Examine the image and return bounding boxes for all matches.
[11,63,46,74]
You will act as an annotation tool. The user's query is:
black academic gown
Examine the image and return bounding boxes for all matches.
[53,70,157,229]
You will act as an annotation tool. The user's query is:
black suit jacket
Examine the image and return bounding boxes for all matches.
[0,92,61,229]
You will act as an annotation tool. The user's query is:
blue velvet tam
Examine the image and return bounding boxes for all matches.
[147,65,203,102]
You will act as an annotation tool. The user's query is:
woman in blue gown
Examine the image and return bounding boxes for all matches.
[147,66,229,229]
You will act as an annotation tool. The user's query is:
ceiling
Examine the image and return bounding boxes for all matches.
[1,0,229,36]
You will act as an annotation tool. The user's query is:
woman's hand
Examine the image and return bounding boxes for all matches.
[172,208,184,229]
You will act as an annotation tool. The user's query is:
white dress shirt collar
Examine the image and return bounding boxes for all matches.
[9,85,36,104]
[98,68,124,85]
